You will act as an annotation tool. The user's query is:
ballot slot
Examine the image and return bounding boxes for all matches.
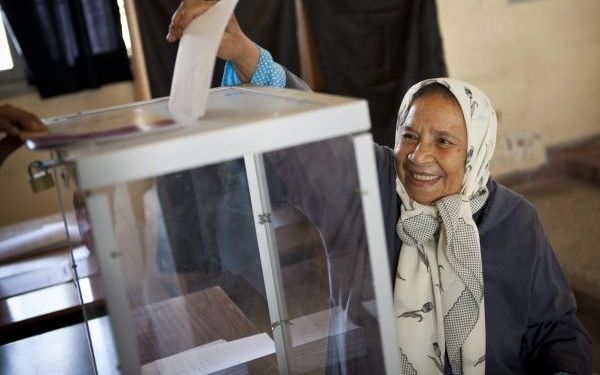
[25,87,327,153]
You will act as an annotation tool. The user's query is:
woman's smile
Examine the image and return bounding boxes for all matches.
[407,171,442,182]
[403,168,446,198]
[394,94,467,205]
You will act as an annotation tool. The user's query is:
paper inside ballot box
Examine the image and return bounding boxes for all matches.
[140,307,366,374]
[141,334,274,375]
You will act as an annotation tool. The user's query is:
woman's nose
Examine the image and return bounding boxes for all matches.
[408,142,435,165]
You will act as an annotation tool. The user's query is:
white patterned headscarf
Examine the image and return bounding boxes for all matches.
[393,78,497,375]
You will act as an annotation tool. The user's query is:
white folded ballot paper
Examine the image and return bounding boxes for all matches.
[168,0,239,118]
[140,333,275,375]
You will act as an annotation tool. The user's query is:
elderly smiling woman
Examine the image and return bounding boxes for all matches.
[167,3,592,374]
[393,80,499,374]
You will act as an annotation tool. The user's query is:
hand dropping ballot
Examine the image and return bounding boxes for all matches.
[169,0,239,118]
[22,0,239,150]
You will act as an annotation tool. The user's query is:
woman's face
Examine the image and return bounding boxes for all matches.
[394,94,468,205]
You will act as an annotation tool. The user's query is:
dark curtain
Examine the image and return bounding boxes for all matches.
[131,0,179,98]
[134,0,300,98]
[302,0,447,147]
[0,0,132,98]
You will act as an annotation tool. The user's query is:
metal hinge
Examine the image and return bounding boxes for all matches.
[258,213,272,224]
[270,319,293,332]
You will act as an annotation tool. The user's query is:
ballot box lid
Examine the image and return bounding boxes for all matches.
[29,86,370,190]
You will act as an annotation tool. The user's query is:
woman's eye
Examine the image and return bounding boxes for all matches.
[438,137,453,145]
[402,133,418,141]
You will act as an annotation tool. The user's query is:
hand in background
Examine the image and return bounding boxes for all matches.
[0,104,45,167]
[166,0,259,82]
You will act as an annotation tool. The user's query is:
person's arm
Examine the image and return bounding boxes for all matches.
[0,104,45,167]
[221,45,310,91]
[523,212,592,374]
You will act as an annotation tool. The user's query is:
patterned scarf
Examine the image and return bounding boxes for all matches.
[393,78,497,375]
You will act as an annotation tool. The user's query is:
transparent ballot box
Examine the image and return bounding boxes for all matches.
[34,86,401,374]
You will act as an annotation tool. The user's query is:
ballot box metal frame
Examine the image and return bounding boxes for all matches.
[46,86,401,374]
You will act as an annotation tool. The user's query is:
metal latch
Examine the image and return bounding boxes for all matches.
[258,213,272,224]
[270,319,293,332]
[27,160,57,193]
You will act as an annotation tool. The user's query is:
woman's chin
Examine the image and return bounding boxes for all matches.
[405,189,441,206]
[410,195,435,206]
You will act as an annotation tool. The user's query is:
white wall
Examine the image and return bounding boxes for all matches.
[437,0,600,175]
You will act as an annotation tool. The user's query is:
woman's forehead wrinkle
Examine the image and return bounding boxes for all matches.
[402,114,464,137]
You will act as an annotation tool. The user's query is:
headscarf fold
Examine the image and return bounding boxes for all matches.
[393,78,497,375]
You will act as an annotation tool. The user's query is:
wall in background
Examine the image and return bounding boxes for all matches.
[0,82,136,226]
[437,0,600,175]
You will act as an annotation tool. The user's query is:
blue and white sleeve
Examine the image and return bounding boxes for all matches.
[221,45,286,88]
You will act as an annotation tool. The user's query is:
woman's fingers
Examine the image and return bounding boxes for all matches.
[166,0,218,42]
[178,1,218,29]
[164,1,254,69]
[0,104,44,133]
[0,104,43,166]
[166,3,182,42]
